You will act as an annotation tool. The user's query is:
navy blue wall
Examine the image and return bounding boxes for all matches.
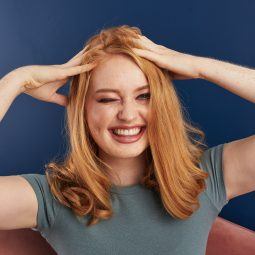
[0,0,254,230]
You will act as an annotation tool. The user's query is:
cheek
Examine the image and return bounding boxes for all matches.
[87,103,115,132]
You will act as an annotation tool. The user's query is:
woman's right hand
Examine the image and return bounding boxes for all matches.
[10,48,96,107]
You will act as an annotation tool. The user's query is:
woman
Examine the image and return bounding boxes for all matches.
[0,25,254,255]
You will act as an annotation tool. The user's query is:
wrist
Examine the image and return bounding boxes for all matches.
[1,69,28,95]
[193,56,208,79]
[195,57,213,79]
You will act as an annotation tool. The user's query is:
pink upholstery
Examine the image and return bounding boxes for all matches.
[206,217,255,255]
[0,217,254,254]
[0,228,57,255]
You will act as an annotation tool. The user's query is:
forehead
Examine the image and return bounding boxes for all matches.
[90,54,148,92]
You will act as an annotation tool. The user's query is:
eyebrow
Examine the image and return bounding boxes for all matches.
[95,85,149,94]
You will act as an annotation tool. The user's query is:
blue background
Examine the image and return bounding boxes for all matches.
[0,0,254,230]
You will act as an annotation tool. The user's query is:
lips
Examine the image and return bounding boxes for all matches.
[109,125,146,130]
[109,126,146,144]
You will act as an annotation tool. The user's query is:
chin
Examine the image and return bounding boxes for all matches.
[105,146,147,158]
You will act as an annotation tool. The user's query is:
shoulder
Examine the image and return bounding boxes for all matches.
[19,173,62,233]
[198,144,229,212]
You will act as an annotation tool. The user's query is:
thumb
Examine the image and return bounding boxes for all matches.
[50,93,69,107]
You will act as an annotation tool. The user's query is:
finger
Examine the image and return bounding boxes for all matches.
[63,62,97,77]
[140,35,158,46]
[68,45,89,61]
[62,54,84,67]
[60,45,89,68]
[69,43,103,62]
[62,44,103,68]
[132,48,162,64]
[133,38,153,51]
[61,48,88,68]
[133,35,158,51]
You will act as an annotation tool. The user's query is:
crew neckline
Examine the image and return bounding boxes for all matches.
[110,183,146,195]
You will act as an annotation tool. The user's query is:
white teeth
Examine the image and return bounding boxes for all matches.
[113,128,141,136]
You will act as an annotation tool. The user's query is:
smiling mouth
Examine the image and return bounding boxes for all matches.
[110,126,145,136]
[108,126,146,143]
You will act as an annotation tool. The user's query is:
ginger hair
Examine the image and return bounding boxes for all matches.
[45,25,209,227]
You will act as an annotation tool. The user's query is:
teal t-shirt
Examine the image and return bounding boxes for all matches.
[20,143,229,255]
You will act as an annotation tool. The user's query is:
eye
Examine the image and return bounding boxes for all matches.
[97,93,151,103]
[138,93,151,100]
[97,98,116,103]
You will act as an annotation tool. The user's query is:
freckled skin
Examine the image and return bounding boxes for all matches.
[84,54,150,185]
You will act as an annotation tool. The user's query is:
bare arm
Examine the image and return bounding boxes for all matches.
[132,35,255,200]
[0,71,25,122]
[0,48,95,230]
[195,57,255,103]
[0,175,38,230]
[132,35,255,103]
[0,71,39,230]
[0,47,95,122]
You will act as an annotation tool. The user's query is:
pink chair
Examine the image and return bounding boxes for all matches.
[0,228,56,255]
[206,217,255,255]
[0,217,254,254]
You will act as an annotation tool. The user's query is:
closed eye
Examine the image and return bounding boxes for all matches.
[97,93,151,103]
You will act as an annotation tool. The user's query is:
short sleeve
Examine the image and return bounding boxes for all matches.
[198,143,229,213]
[19,173,61,236]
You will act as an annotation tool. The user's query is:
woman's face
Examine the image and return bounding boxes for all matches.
[85,54,150,159]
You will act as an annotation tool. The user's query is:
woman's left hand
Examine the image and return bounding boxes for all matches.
[132,35,202,80]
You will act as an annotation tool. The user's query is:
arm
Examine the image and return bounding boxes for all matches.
[0,49,92,230]
[174,49,255,199]
[189,57,255,199]
[132,35,255,103]
[195,57,255,103]
[0,73,38,229]
[132,35,255,200]
[223,135,255,200]
[0,72,25,122]
[0,175,38,230]
[0,47,93,123]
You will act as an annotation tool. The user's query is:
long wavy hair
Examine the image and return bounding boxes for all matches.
[45,25,209,227]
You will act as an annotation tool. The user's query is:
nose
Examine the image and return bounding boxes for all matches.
[117,99,139,122]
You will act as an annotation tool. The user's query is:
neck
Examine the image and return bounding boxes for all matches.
[99,149,147,187]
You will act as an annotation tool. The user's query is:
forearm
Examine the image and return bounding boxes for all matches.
[0,72,25,122]
[195,57,255,103]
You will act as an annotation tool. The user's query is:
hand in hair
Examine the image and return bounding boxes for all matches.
[10,47,96,107]
[132,35,201,80]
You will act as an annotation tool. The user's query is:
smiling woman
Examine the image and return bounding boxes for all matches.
[15,24,231,255]
[36,24,209,227]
